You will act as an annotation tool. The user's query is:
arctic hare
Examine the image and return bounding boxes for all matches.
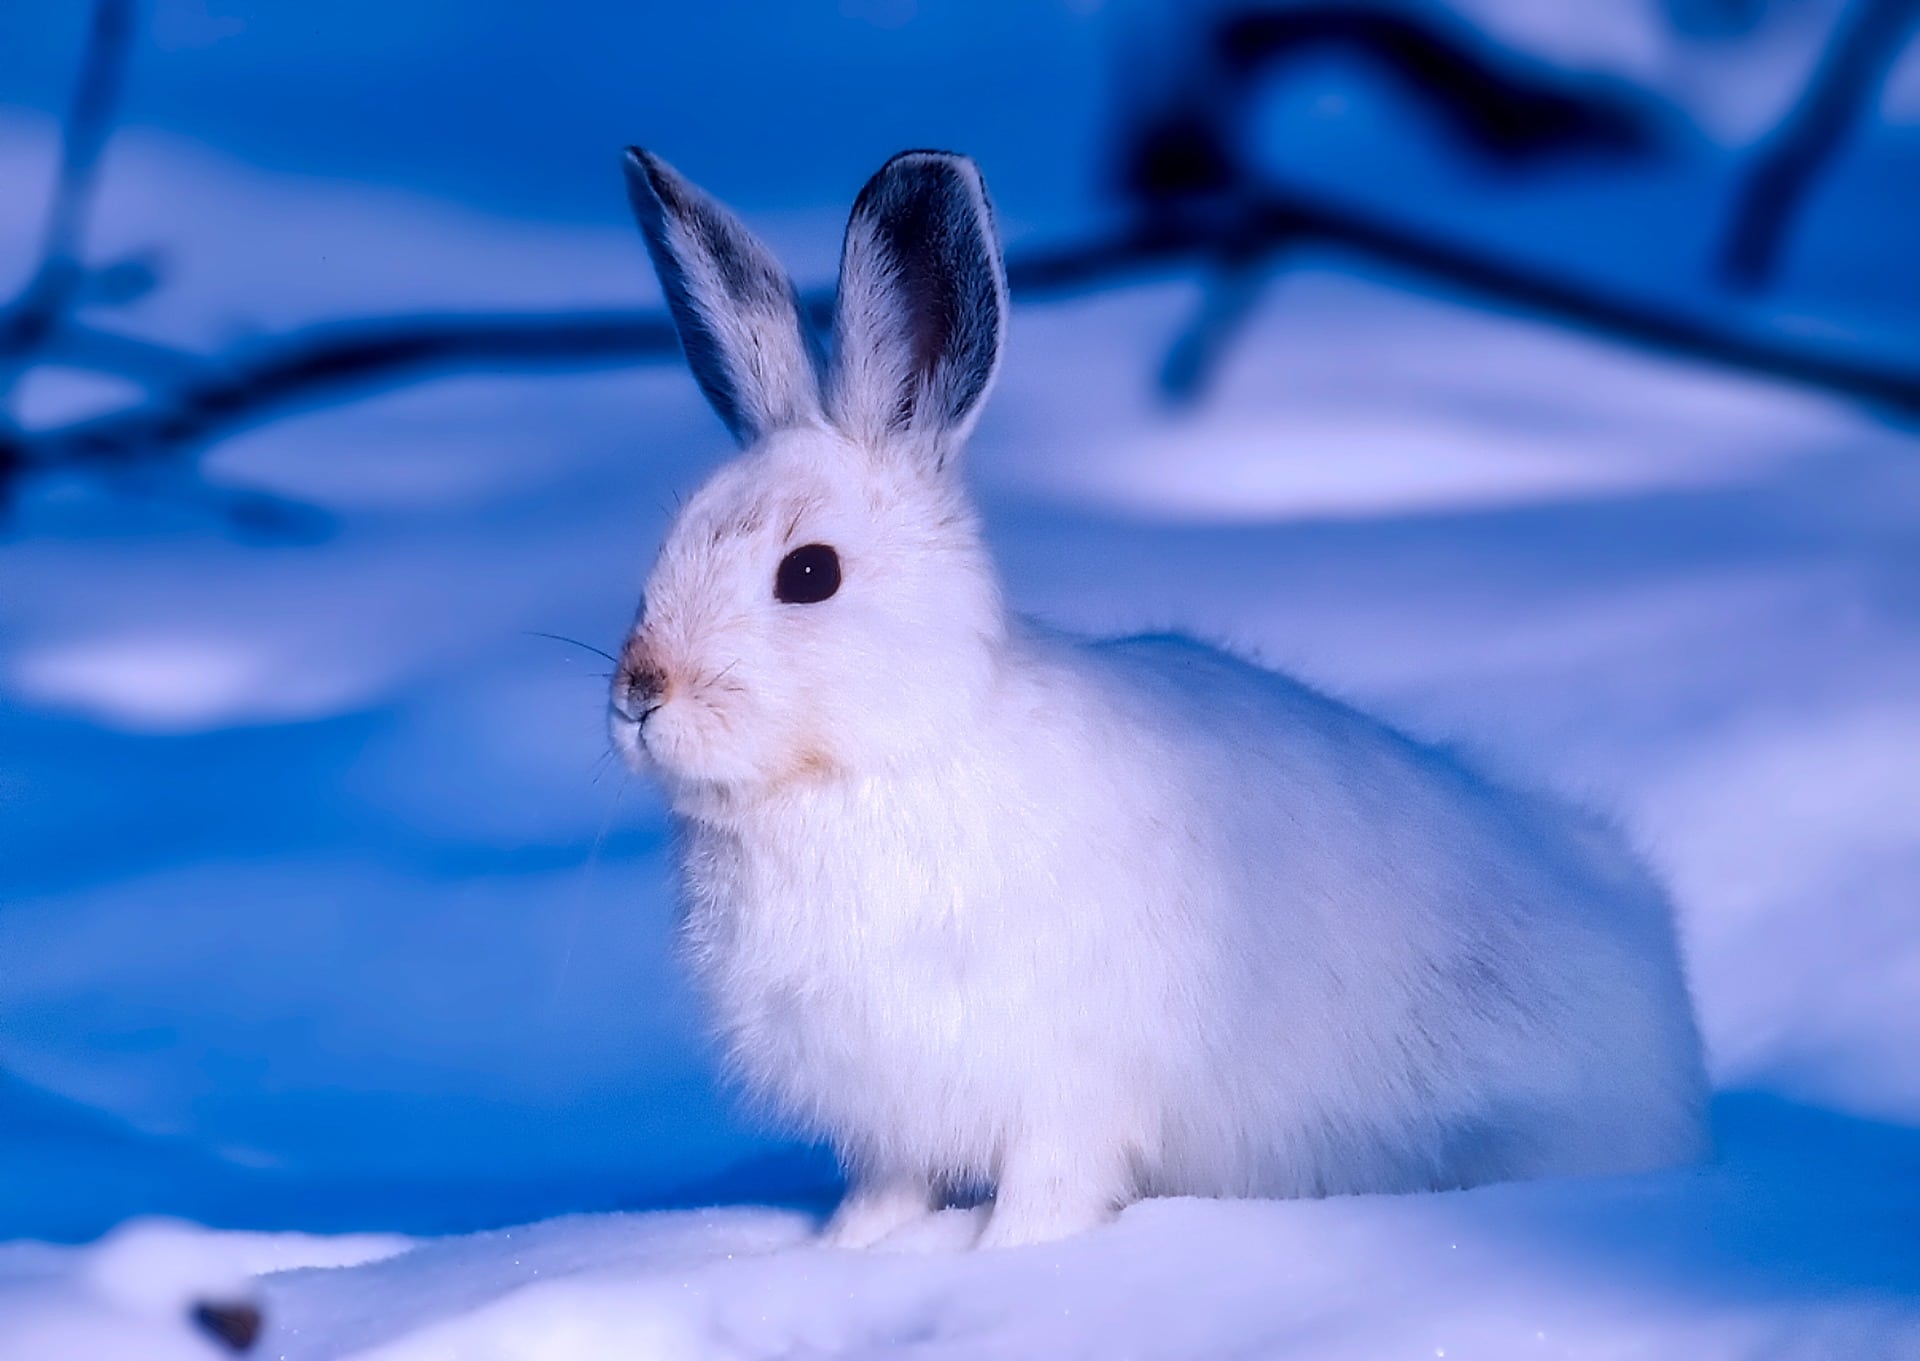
[611,147,1709,1250]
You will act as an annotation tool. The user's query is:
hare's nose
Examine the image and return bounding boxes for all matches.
[614,657,669,724]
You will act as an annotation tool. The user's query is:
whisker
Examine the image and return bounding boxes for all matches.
[527,631,621,666]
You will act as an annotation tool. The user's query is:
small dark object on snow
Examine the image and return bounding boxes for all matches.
[190,1298,263,1353]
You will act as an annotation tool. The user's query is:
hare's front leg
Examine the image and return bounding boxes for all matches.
[821,1171,937,1249]
[976,1137,1128,1249]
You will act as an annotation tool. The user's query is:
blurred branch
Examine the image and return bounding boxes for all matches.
[1214,7,1658,166]
[5,0,1920,528]
[1719,0,1920,292]
[0,0,138,397]
[1117,2,1661,209]
[19,311,679,470]
[1115,2,1671,400]
[1121,190,1920,415]
[15,188,1920,479]
[40,321,206,386]
[1158,238,1281,404]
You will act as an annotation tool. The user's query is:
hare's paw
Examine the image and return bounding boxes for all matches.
[976,1142,1125,1249]
[821,1176,937,1250]
[976,1195,1114,1250]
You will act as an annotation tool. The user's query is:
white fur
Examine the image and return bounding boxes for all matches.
[613,152,1710,1251]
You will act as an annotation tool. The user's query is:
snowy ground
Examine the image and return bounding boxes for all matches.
[5,8,1920,1353]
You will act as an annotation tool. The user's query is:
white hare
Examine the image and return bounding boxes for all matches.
[610,147,1709,1250]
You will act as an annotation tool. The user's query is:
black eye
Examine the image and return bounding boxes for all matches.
[775,543,841,604]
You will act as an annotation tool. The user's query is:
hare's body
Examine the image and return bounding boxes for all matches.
[681,629,1705,1245]
[613,148,1709,1248]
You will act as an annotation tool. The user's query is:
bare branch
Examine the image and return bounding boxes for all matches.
[16,310,680,469]
[1720,0,1920,292]
[1240,187,1920,415]
[1212,6,1660,167]
[1159,242,1280,404]
[1114,2,1662,211]
[4,0,1918,528]
[0,0,138,376]
[15,182,1920,485]
[40,323,209,387]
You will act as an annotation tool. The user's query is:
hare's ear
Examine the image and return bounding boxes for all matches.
[623,148,823,446]
[828,151,1007,463]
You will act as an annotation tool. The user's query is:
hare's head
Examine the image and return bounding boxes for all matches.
[611,150,1010,802]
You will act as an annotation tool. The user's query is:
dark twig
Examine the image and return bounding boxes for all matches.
[17,311,679,469]
[1159,239,1282,404]
[1720,0,1920,292]
[1115,2,1662,212]
[5,0,1920,526]
[1213,6,1659,167]
[16,184,1920,482]
[40,322,209,387]
[1232,187,1920,415]
[0,0,137,386]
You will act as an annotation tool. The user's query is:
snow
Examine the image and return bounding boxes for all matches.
[8,1118,1920,1359]
[5,2,1920,1355]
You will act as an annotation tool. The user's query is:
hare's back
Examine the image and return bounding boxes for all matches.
[1071,630,1677,956]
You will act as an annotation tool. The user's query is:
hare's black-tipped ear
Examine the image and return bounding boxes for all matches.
[828,151,1007,461]
[623,148,823,446]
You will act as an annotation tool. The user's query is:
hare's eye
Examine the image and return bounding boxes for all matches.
[775,543,841,604]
